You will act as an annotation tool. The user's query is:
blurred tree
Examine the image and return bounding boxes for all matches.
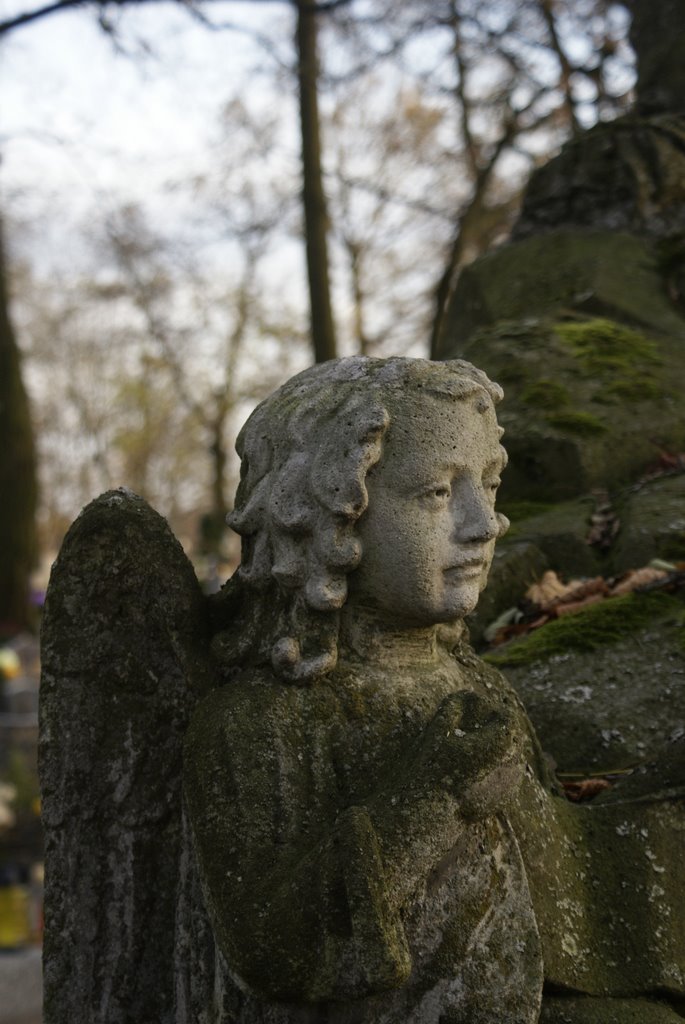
[0,0,343,364]
[627,0,685,115]
[1,0,639,567]
[295,0,337,362]
[321,0,633,355]
[18,177,306,560]
[0,218,37,632]
[0,0,635,370]
[325,0,634,355]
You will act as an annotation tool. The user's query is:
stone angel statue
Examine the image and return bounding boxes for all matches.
[40,358,685,1024]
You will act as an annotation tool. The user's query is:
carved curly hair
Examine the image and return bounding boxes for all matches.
[214,357,505,683]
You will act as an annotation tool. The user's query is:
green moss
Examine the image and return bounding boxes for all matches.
[497,500,555,523]
[545,410,607,436]
[521,379,570,410]
[660,533,685,560]
[656,232,685,279]
[554,318,660,374]
[540,996,685,1023]
[607,378,661,400]
[488,319,549,342]
[484,591,682,667]
[495,365,527,386]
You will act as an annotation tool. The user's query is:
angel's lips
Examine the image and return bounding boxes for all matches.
[443,562,485,580]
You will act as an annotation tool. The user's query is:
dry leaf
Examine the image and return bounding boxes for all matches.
[560,576,609,603]
[491,614,550,646]
[611,567,667,596]
[526,572,609,611]
[562,778,612,802]
[554,592,605,616]
[526,570,576,607]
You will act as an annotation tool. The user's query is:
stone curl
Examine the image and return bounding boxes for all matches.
[226,357,505,682]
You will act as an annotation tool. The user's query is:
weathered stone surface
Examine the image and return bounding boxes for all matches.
[40,490,216,1024]
[186,358,544,1023]
[41,359,685,1024]
[443,232,685,355]
[186,660,543,1023]
[540,995,685,1023]
[498,604,685,771]
[613,474,685,571]
[512,759,685,1004]
[514,117,685,241]
[439,308,685,502]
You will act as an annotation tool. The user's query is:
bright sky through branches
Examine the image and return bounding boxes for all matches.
[1,3,295,255]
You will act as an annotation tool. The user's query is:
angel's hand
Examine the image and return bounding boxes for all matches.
[414,691,524,818]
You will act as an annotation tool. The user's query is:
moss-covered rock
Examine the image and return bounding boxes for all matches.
[500,497,600,575]
[442,231,685,353]
[485,591,681,668]
[613,474,685,571]
[467,541,550,645]
[439,225,685,502]
[502,617,685,772]
[554,319,661,376]
[447,311,685,501]
[485,592,685,771]
[513,114,685,241]
[539,995,685,1023]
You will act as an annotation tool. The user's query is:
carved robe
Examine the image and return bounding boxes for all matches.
[184,639,544,1024]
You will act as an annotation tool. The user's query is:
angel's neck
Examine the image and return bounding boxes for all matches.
[339,604,439,667]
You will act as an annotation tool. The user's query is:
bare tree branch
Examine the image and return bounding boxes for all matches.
[430,109,520,358]
[538,0,581,133]
[0,0,86,35]
[0,0,354,38]
[332,173,453,220]
[181,3,293,71]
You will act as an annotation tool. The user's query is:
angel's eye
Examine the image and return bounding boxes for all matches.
[422,484,451,501]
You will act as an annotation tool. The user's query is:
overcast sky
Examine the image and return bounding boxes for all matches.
[1,3,295,254]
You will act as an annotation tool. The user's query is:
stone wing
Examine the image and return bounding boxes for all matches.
[39,490,215,1024]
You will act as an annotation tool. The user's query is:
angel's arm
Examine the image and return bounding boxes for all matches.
[184,685,524,1003]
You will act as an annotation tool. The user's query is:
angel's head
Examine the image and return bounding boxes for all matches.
[226,357,508,683]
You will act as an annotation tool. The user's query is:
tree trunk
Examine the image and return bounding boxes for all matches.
[628,0,685,115]
[0,218,37,633]
[295,0,337,364]
[199,410,230,559]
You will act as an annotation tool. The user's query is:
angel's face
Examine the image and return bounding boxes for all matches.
[347,394,506,628]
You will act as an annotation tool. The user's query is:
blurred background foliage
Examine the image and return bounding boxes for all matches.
[0,0,636,624]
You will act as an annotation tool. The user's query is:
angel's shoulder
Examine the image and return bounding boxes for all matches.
[188,669,340,753]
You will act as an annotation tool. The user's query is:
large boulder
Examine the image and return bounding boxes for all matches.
[486,591,685,772]
[443,295,685,504]
[443,230,685,352]
[613,474,685,570]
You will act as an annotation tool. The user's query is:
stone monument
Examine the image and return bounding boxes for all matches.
[40,357,685,1024]
[431,0,685,827]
